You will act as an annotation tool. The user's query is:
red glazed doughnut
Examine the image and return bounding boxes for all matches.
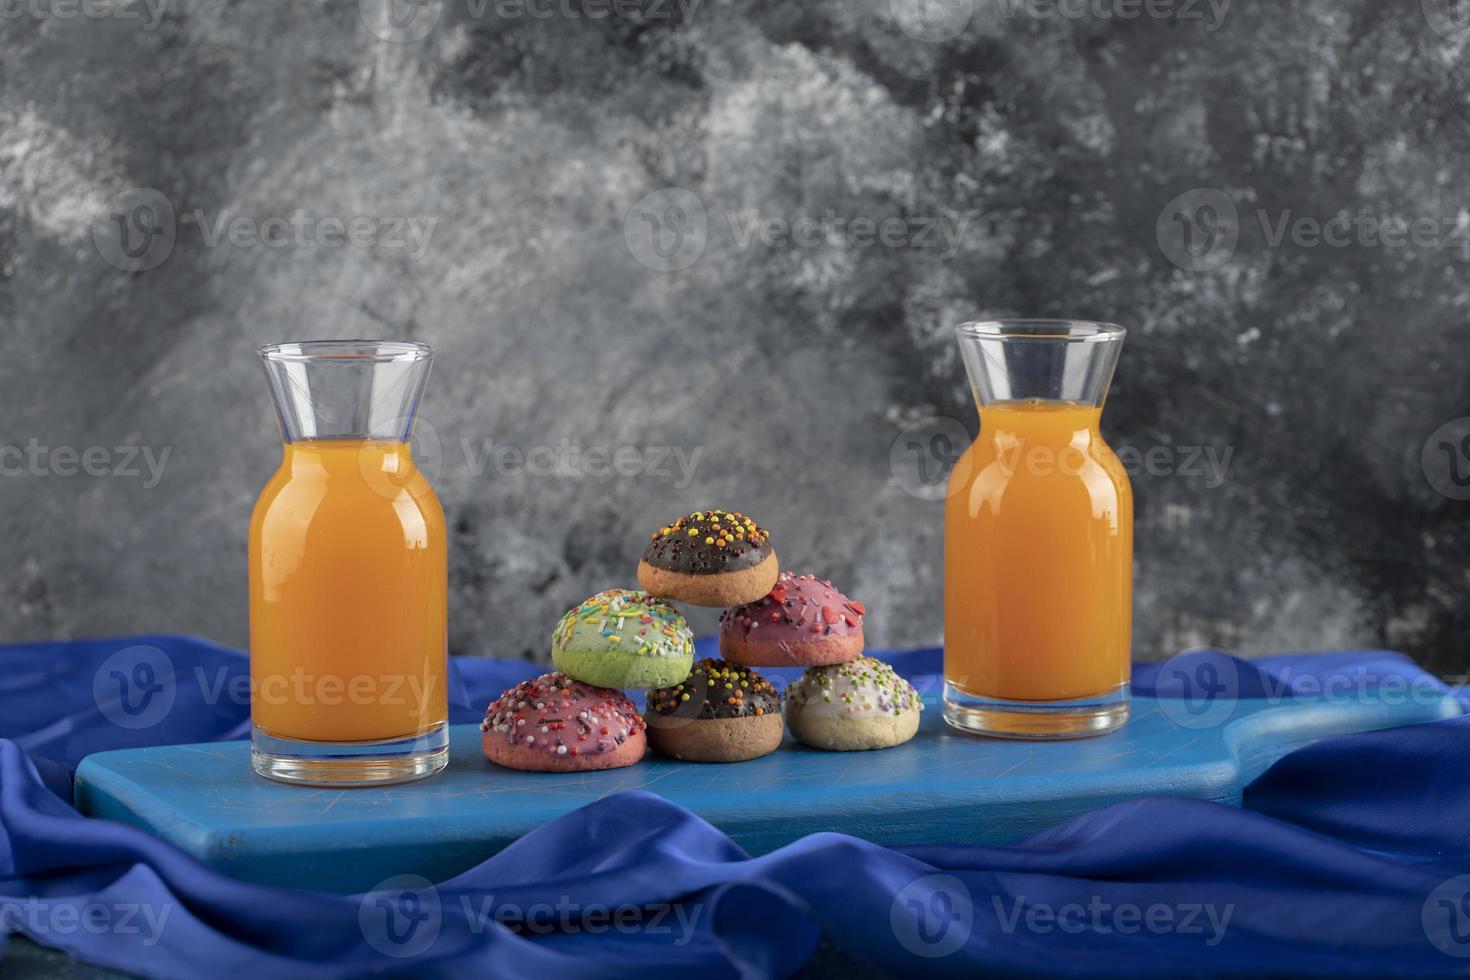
[481,672,646,772]
[719,572,865,668]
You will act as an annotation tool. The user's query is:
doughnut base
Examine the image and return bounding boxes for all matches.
[637,552,779,608]
[644,712,783,763]
[483,728,647,772]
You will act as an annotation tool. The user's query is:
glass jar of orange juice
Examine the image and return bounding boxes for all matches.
[944,320,1132,738]
[250,341,448,785]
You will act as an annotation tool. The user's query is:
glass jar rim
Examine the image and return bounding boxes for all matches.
[956,319,1126,343]
[257,340,434,362]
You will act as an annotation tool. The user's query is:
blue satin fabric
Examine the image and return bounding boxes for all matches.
[2,635,1468,977]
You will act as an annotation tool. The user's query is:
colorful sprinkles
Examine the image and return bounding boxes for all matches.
[553,588,694,660]
[785,657,922,718]
[721,572,865,639]
[647,658,782,720]
[481,671,645,757]
[642,509,772,574]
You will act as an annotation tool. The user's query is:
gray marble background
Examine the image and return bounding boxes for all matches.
[1,0,1467,674]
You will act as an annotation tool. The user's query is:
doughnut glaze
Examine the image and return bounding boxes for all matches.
[551,589,695,689]
[642,509,772,575]
[646,658,781,720]
[783,657,923,752]
[721,572,865,644]
[481,671,646,770]
[785,658,922,722]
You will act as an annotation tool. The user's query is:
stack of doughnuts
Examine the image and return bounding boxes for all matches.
[482,507,922,772]
[634,509,791,762]
[482,588,695,772]
[720,572,922,751]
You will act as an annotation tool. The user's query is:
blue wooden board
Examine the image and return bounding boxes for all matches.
[74,693,1460,894]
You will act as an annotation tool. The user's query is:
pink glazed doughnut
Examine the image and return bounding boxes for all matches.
[481,672,646,772]
[719,572,866,668]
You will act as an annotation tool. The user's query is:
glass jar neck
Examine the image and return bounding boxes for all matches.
[957,321,1124,410]
[258,341,434,443]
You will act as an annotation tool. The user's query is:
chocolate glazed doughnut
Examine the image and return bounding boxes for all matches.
[644,659,783,763]
[636,509,779,608]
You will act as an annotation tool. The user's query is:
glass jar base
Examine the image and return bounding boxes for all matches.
[251,722,449,787]
[942,682,1129,739]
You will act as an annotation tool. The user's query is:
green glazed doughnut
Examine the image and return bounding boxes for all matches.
[551,589,695,690]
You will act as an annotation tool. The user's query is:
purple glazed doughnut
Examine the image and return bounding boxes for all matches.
[480,672,646,772]
[719,572,865,668]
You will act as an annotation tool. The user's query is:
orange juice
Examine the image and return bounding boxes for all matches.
[944,400,1132,702]
[249,440,447,743]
